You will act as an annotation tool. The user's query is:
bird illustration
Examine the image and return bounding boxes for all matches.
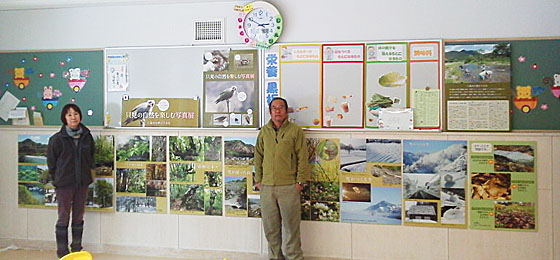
[215,86,237,112]
[123,100,155,127]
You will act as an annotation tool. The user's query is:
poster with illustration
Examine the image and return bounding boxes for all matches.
[203,49,259,128]
[115,135,167,214]
[365,41,441,130]
[224,136,259,217]
[469,141,537,231]
[301,138,340,222]
[323,44,364,128]
[445,43,511,131]
[403,140,467,227]
[340,138,402,225]
[121,98,198,127]
[169,136,223,216]
[264,44,322,127]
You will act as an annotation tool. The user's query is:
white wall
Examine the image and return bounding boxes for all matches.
[1,1,559,259]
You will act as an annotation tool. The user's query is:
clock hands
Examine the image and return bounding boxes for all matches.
[248,17,270,27]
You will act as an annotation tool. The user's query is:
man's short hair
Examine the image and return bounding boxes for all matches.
[268,97,288,112]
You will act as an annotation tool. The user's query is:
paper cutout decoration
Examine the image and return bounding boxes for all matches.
[42,85,62,110]
[13,67,30,90]
[64,67,89,93]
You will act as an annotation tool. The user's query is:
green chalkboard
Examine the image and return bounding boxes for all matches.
[446,38,560,131]
[0,50,103,126]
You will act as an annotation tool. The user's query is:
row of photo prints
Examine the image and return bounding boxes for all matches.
[17,134,536,231]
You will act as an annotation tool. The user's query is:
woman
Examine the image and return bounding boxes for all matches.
[47,104,95,258]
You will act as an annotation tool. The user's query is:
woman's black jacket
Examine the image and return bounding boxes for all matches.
[47,124,95,188]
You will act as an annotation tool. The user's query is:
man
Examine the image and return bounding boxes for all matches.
[255,97,311,260]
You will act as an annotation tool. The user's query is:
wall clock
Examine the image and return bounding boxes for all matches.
[237,1,283,49]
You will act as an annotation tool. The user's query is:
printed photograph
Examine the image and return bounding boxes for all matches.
[116,196,156,213]
[169,136,204,161]
[225,137,256,165]
[445,43,511,84]
[116,135,150,161]
[116,168,146,193]
[202,49,229,72]
[225,176,247,212]
[18,134,49,163]
[403,173,441,200]
[205,171,222,188]
[405,201,438,223]
[248,196,261,218]
[89,178,113,208]
[307,138,340,182]
[493,145,535,172]
[205,81,255,113]
[170,184,204,212]
[368,164,401,185]
[18,182,45,205]
[341,186,402,225]
[339,138,366,172]
[494,201,535,230]
[471,172,511,200]
[403,140,467,174]
[94,135,114,176]
[341,183,371,202]
[204,188,223,216]
[151,136,167,162]
[146,180,166,197]
[311,201,340,222]
[170,162,196,182]
[441,188,466,225]
[366,139,401,163]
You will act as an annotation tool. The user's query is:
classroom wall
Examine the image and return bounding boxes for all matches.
[1,1,559,259]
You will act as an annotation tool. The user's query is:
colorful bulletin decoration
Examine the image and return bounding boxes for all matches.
[469,141,537,231]
[87,134,115,211]
[121,98,199,127]
[17,134,54,208]
[265,44,322,127]
[444,43,512,131]
[340,139,402,225]
[224,136,260,217]
[115,135,168,214]
[203,49,259,128]
[169,136,223,216]
[323,44,364,128]
[0,50,103,126]
[302,138,341,222]
[403,140,468,227]
[365,41,441,130]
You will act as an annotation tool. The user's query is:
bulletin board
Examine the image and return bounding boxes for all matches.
[444,38,560,131]
[105,45,260,128]
[0,50,104,126]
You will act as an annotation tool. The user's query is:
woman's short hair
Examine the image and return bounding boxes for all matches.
[60,104,82,125]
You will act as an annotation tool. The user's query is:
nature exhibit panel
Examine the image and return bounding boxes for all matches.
[302,138,341,222]
[265,44,322,127]
[340,138,402,225]
[121,97,199,127]
[365,40,441,129]
[444,43,511,131]
[169,135,223,216]
[403,140,467,227]
[0,50,103,126]
[469,141,537,231]
[17,133,115,211]
[115,135,167,214]
[87,134,115,211]
[17,134,54,208]
[224,136,260,218]
[322,44,364,128]
[203,49,259,128]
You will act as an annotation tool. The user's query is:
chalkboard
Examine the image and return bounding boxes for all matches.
[445,38,560,131]
[0,50,104,126]
[105,45,259,128]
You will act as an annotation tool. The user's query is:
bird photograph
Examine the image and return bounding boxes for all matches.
[123,99,155,127]
[205,81,254,113]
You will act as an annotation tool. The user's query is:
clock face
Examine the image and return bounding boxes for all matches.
[243,8,276,43]
[238,1,283,48]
